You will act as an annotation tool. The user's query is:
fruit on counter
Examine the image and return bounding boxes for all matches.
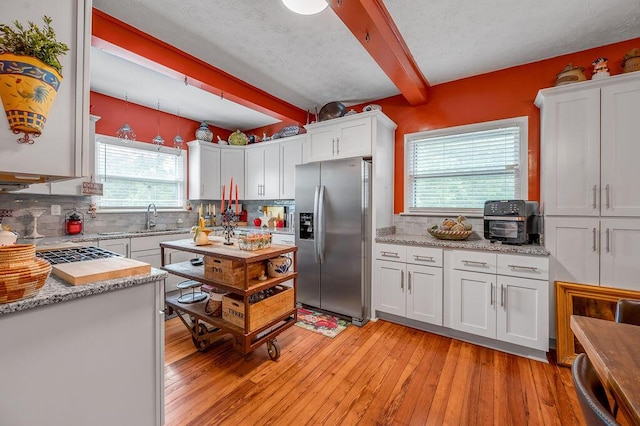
[190,216,211,242]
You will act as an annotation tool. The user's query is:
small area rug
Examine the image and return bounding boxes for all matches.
[295,307,349,338]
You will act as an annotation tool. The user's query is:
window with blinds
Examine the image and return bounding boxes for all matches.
[95,136,186,209]
[405,117,528,213]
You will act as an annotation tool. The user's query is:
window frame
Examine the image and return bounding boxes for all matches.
[403,116,528,216]
[94,134,187,212]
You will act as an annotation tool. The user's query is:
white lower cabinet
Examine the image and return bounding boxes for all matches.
[130,233,192,293]
[98,233,191,293]
[448,250,549,351]
[98,237,130,257]
[374,244,443,326]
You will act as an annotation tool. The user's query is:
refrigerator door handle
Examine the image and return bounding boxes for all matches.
[313,185,321,263]
[318,185,326,263]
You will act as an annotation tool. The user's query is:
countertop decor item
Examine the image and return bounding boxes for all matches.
[623,48,640,74]
[221,208,238,245]
[25,208,46,239]
[427,228,473,240]
[0,244,51,303]
[318,101,346,121]
[228,130,248,146]
[555,63,587,86]
[0,16,69,144]
[195,121,213,142]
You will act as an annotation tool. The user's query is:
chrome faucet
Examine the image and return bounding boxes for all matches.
[146,203,157,230]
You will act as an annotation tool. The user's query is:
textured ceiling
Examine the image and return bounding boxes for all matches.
[92,0,640,130]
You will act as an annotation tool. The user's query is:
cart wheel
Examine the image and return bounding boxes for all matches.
[191,323,210,352]
[267,339,280,361]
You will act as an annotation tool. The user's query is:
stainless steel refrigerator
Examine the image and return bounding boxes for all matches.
[295,157,371,325]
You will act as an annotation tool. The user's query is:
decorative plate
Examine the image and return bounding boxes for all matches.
[228,130,248,146]
[428,228,473,240]
[277,125,301,138]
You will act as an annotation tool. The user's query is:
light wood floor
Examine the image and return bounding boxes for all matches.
[164,317,585,426]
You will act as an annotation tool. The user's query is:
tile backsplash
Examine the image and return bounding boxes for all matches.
[0,194,295,238]
[393,214,485,238]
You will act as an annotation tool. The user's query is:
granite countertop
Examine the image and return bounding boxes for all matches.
[17,226,294,246]
[376,232,549,256]
[0,268,167,316]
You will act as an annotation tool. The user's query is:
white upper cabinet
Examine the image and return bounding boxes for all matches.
[245,143,279,200]
[600,78,640,216]
[188,141,221,200]
[279,136,304,199]
[220,147,245,201]
[0,0,91,179]
[303,111,394,163]
[536,73,640,217]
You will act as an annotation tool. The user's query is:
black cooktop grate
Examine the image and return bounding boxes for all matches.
[36,246,122,264]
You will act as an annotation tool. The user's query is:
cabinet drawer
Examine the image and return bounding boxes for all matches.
[130,233,191,252]
[406,246,443,267]
[452,250,497,273]
[374,243,406,262]
[497,254,549,280]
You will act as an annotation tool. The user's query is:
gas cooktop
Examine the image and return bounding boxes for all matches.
[36,246,122,264]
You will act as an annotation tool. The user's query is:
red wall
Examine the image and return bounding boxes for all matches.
[362,38,640,213]
[90,92,232,144]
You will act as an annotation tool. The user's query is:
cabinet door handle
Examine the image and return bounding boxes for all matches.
[336,137,340,156]
[400,270,404,291]
[408,271,412,293]
[592,185,597,209]
[490,283,495,307]
[332,138,335,156]
[606,228,610,253]
[462,260,487,267]
[381,251,400,258]
[413,255,434,262]
[605,184,610,209]
[125,243,129,258]
[500,284,505,308]
[507,264,538,272]
[592,228,597,252]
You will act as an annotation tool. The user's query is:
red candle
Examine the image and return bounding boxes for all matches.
[221,184,225,212]
[235,184,239,214]
[229,177,233,210]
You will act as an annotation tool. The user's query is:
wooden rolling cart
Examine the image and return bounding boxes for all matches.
[160,238,297,360]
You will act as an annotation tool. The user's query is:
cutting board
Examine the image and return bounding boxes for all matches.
[52,257,152,285]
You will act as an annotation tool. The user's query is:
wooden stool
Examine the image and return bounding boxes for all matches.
[176,280,207,304]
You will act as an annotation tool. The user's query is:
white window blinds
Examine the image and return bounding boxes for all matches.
[405,117,527,212]
[96,137,186,209]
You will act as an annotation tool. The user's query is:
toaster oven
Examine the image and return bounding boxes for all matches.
[483,200,540,244]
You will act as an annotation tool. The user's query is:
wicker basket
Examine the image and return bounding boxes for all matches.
[427,228,473,241]
[0,244,36,267]
[0,255,51,304]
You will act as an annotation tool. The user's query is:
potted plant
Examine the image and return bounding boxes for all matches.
[0,16,69,144]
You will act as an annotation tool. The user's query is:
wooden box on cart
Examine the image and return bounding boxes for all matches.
[204,256,264,289]
[222,285,294,332]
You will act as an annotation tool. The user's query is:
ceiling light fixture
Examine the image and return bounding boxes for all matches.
[282,0,328,15]
[152,100,164,150]
[116,94,136,143]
